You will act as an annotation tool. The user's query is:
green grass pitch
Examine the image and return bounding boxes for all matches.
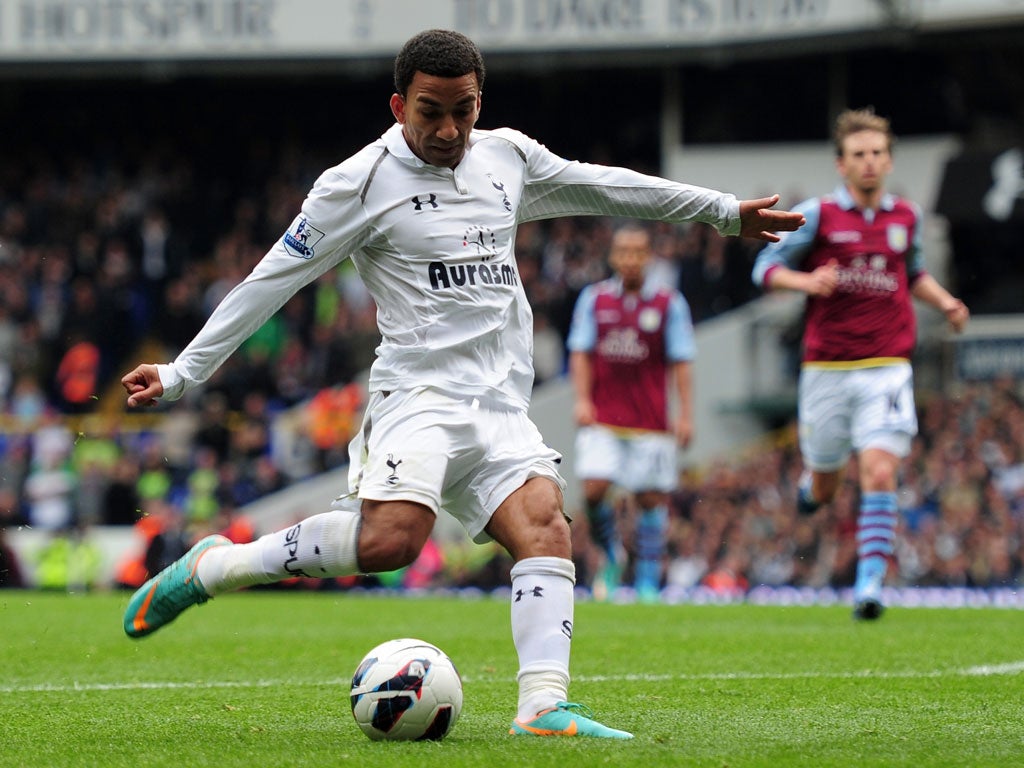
[2,590,1022,767]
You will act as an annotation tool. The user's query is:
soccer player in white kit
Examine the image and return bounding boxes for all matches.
[752,108,969,621]
[121,29,805,738]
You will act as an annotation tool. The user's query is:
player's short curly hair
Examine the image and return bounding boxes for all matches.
[834,107,894,156]
[393,29,485,96]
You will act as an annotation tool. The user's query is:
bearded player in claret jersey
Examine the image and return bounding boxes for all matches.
[568,223,694,603]
[752,108,969,621]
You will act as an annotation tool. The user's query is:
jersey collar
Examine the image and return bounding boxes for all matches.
[610,275,660,300]
[833,184,897,212]
[384,123,427,168]
[383,123,478,171]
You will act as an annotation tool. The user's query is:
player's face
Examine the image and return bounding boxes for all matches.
[609,230,651,291]
[837,129,892,195]
[391,72,481,169]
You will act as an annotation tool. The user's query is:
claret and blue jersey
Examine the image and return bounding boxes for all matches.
[753,185,926,364]
[567,275,694,432]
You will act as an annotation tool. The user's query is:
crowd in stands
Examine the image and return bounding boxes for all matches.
[1,134,1021,597]
[666,377,1024,594]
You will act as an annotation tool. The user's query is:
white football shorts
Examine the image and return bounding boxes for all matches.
[343,387,567,543]
[798,362,917,472]
[574,424,678,493]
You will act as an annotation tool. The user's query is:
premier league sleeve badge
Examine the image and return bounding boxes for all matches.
[283,216,326,259]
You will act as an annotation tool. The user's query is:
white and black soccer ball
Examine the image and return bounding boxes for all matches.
[350,638,463,741]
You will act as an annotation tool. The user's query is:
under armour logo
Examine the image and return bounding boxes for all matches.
[514,586,544,602]
[411,194,438,211]
[385,454,403,486]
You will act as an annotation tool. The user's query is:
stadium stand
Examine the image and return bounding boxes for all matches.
[1,3,1023,597]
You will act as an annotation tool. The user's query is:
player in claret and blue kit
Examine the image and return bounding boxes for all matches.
[752,108,969,620]
[568,223,695,603]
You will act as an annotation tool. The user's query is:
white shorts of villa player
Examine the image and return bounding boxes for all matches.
[798,361,917,473]
[574,424,677,494]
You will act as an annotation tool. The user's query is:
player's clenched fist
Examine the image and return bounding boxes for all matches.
[121,363,163,408]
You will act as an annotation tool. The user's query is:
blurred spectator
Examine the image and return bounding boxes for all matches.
[53,335,102,412]
[102,457,143,526]
[8,375,47,425]
[113,513,164,589]
[213,499,256,545]
[136,439,173,503]
[70,420,122,527]
[701,551,750,594]
[305,383,362,472]
[137,207,189,313]
[0,444,30,527]
[0,526,25,588]
[193,391,233,463]
[32,527,103,591]
[246,454,288,501]
[151,275,207,356]
[23,442,76,532]
[401,537,446,590]
[664,521,707,589]
[142,500,191,580]
[184,446,221,524]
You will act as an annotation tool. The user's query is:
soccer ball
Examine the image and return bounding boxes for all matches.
[350,638,463,741]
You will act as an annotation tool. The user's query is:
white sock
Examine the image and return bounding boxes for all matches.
[197,510,361,596]
[510,556,575,721]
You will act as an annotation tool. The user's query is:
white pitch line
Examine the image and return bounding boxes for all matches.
[962,660,1024,676]
[3,661,1022,695]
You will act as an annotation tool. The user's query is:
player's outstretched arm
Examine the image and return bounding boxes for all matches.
[122,363,164,408]
[738,194,806,242]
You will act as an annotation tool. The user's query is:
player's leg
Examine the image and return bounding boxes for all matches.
[633,491,669,603]
[486,477,632,739]
[796,367,852,515]
[851,448,902,620]
[462,408,630,738]
[850,364,915,620]
[796,467,843,515]
[625,433,677,602]
[575,426,625,599]
[123,500,433,638]
[124,388,444,639]
[581,478,620,599]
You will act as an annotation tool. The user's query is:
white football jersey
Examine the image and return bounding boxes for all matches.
[157,124,740,410]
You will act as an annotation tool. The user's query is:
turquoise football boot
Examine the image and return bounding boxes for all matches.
[510,702,633,739]
[123,534,231,638]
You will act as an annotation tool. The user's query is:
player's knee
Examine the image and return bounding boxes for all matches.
[487,478,571,560]
[862,463,897,493]
[357,501,433,572]
[515,514,571,562]
[358,525,426,571]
